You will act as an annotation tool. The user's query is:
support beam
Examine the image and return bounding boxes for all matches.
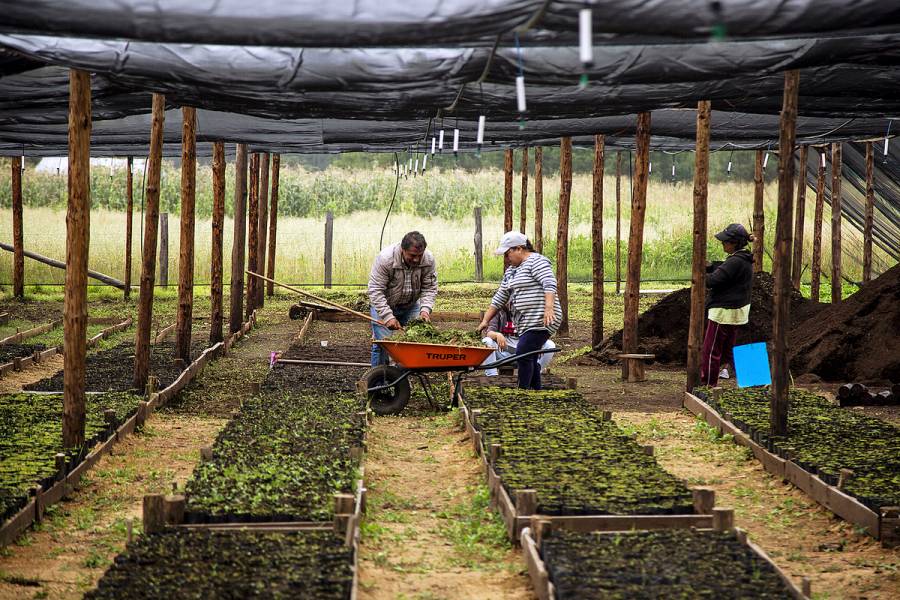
[791,145,808,289]
[810,150,826,302]
[133,93,165,391]
[256,152,270,309]
[831,142,842,304]
[752,149,765,272]
[266,154,280,296]
[520,147,528,234]
[686,101,711,392]
[175,106,197,364]
[229,144,248,334]
[590,134,605,348]
[11,156,24,299]
[209,141,225,345]
[0,243,124,289]
[474,206,483,282]
[556,137,573,336]
[124,156,133,299]
[615,150,623,295]
[771,70,800,438]
[324,211,334,288]
[64,68,91,448]
[534,147,543,254]
[503,148,514,233]
[622,112,651,380]
[158,212,169,286]
[863,142,875,283]
[246,153,260,318]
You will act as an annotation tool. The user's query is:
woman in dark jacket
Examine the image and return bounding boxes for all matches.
[701,223,755,386]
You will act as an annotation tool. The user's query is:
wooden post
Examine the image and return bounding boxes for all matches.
[175,107,196,364]
[324,211,334,288]
[229,144,248,334]
[245,153,259,317]
[590,134,605,347]
[256,152,269,308]
[791,145,808,289]
[158,212,169,286]
[810,149,826,302]
[831,142,842,303]
[63,69,92,448]
[474,207,483,282]
[209,142,225,345]
[863,141,874,283]
[266,154,280,296]
[557,137,573,336]
[11,156,24,299]
[771,70,800,438]
[142,494,166,534]
[133,93,165,390]
[622,112,652,379]
[534,147,543,253]
[752,149,765,272]
[520,147,528,234]
[615,150,623,295]
[686,101,711,392]
[124,156,133,299]
[503,148,514,233]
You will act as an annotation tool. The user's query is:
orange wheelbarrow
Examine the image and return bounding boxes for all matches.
[364,340,559,415]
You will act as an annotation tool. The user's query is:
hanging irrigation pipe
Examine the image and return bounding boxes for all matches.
[378,152,401,251]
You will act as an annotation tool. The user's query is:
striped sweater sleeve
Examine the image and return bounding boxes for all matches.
[529,255,557,293]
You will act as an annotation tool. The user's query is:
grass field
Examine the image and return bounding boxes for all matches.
[0,162,891,295]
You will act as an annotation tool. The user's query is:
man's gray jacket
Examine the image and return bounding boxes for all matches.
[367,243,438,322]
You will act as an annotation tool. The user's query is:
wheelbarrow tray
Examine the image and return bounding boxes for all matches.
[373,340,493,369]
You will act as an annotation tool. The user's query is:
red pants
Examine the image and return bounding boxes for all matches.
[700,319,738,387]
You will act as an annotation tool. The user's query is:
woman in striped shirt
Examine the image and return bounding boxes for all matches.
[478,231,563,389]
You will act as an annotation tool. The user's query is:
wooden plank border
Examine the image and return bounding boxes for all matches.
[683,391,881,539]
[0,319,63,345]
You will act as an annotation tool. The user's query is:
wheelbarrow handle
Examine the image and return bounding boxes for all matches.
[478,347,561,371]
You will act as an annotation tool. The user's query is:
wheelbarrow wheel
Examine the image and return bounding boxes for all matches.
[364,365,411,416]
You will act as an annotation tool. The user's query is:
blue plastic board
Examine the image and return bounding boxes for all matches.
[732,342,771,388]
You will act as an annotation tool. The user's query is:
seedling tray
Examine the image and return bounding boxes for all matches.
[683,391,892,544]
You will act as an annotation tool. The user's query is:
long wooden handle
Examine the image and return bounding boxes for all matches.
[245,271,385,326]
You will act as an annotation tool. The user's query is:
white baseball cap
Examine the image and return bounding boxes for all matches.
[493,231,528,255]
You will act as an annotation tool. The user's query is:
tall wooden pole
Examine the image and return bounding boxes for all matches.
[11,156,24,299]
[862,141,874,283]
[771,70,800,438]
[175,107,197,364]
[590,135,605,347]
[503,148,514,233]
[534,147,544,253]
[830,142,842,303]
[752,149,765,272]
[474,207,483,282]
[686,101,711,392]
[810,150,826,302]
[229,144,248,333]
[133,94,164,391]
[209,141,225,345]
[124,156,133,299]
[622,112,652,379]
[266,154,280,296]
[615,151,623,295]
[324,211,334,288]
[63,69,91,448]
[791,146,808,288]
[256,152,270,309]
[245,153,260,317]
[520,147,529,234]
[158,213,169,286]
[556,137,573,336]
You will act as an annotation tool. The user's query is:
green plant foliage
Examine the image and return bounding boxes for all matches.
[184,393,365,521]
[391,320,483,346]
[84,529,352,599]
[464,388,693,515]
[541,529,794,599]
[0,392,141,522]
[697,387,900,511]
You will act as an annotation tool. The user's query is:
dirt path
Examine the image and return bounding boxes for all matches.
[0,299,299,599]
[357,413,532,600]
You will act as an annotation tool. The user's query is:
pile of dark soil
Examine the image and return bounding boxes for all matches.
[26,340,207,392]
[267,341,370,395]
[589,272,824,365]
[790,263,900,384]
[0,343,46,363]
